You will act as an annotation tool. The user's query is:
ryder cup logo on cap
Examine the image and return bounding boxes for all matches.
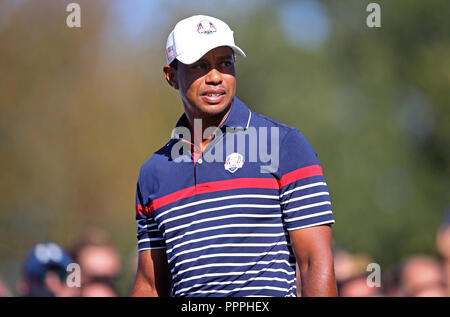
[165,15,246,65]
[197,20,216,34]
[225,152,244,173]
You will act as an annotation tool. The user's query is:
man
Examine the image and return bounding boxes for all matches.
[19,242,78,297]
[70,228,121,296]
[399,255,447,297]
[436,211,450,296]
[131,15,337,297]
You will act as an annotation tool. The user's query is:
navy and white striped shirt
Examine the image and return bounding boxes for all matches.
[135,97,334,297]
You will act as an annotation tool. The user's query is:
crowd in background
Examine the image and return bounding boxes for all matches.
[332,214,450,297]
[0,228,124,297]
[1,217,449,297]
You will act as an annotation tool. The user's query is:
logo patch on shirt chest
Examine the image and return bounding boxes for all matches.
[224,153,244,173]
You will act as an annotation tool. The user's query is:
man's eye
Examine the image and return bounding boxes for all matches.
[221,61,232,67]
[192,63,205,69]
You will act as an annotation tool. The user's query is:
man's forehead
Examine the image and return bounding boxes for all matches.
[197,46,234,62]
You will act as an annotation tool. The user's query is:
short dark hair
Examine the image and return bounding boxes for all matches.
[170,53,235,70]
[170,59,178,70]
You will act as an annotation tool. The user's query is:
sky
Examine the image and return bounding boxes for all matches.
[108,0,331,50]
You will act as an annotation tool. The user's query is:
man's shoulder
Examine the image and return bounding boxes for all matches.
[138,139,176,176]
[249,110,319,169]
[249,111,305,142]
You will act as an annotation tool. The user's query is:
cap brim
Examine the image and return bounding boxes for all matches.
[176,43,246,65]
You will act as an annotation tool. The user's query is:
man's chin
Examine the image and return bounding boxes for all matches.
[198,101,232,118]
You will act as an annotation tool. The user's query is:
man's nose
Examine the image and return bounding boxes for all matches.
[205,68,222,85]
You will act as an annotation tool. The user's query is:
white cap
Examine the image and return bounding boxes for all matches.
[165,15,246,65]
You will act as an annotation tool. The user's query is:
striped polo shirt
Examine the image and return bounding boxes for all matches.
[135,97,334,297]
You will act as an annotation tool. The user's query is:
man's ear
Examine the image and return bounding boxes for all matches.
[163,65,179,90]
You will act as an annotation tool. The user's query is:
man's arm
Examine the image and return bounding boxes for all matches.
[130,249,170,297]
[289,224,337,297]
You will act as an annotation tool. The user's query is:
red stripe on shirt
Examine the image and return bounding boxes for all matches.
[136,204,146,216]
[278,164,323,188]
[146,178,279,215]
[139,165,322,216]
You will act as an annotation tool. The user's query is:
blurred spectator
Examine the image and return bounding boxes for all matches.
[70,227,120,296]
[18,242,79,297]
[80,281,118,297]
[399,255,446,297]
[381,267,403,297]
[334,249,359,284]
[436,211,450,296]
[339,274,382,297]
[413,286,447,297]
[0,275,13,297]
[334,249,382,296]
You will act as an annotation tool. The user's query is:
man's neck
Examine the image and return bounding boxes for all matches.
[186,103,233,153]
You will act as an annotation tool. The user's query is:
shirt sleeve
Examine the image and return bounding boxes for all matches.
[135,169,166,251]
[279,128,335,231]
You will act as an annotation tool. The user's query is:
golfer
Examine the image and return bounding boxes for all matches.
[131,15,337,297]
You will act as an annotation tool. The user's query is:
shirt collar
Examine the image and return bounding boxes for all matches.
[220,96,252,130]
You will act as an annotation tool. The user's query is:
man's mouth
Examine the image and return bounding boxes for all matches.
[201,89,226,104]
